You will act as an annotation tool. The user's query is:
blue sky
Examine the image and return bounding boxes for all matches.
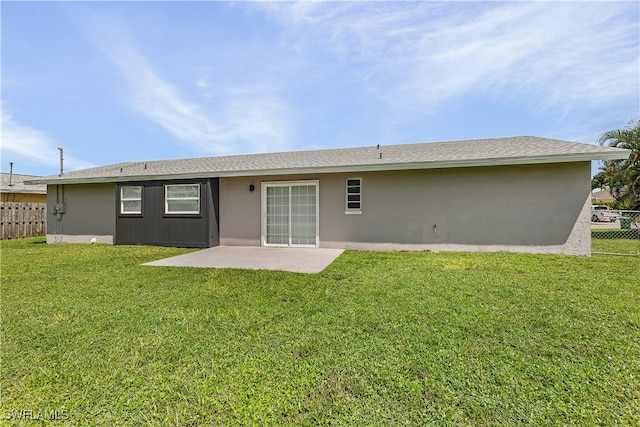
[2,1,638,177]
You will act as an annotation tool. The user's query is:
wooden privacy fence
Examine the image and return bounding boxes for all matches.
[0,202,47,240]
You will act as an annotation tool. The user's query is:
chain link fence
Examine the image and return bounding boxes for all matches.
[591,210,640,256]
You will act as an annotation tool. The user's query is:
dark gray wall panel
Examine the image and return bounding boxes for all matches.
[116,178,219,248]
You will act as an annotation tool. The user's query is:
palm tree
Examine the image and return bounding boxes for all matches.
[596,120,640,210]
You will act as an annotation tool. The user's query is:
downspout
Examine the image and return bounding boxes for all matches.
[53,184,65,243]
[54,148,65,242]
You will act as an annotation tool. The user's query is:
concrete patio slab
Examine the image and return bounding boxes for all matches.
[143,246,345,274]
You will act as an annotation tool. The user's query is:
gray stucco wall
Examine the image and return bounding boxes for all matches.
[46,183,116,244]
[220,162,592,255]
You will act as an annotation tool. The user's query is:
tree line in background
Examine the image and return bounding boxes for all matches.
[592,120,640,210]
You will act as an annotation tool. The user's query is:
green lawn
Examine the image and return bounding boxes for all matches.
[592,229,640,255]
[2,238,639,425]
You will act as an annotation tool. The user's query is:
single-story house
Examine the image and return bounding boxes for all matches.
[1,173,47,203]
[591,187,616,204]
[28,136,629,255]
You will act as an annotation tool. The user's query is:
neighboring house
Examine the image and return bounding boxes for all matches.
[591,187,616,204]
[28,136,629,255]
[591,185,632,205]
[1,173,47,203]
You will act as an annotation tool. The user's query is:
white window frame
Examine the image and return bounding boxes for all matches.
[164,184,200,215]
[261,180,319,248]
[345,177,362,214]
[120,185,142,215]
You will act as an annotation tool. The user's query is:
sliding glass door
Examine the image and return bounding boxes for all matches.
[263,181,318,247]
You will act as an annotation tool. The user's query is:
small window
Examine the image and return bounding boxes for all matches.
[121,186,142,214]
[345,178,362,214]
[165,184,200,214]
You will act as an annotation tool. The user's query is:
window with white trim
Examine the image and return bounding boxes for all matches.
[120,186,142,214]
[165,184,200,214]
[345,178,362,213]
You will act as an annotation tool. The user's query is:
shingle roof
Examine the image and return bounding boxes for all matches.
[1,173,47,193]
[28,136,630,185]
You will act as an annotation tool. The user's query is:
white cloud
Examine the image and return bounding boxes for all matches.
[1,111,94,172]
[90,26,291,155]
[258,1,639,119]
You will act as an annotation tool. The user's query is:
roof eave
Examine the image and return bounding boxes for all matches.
[0,189,47,194]
[26,150,631,185]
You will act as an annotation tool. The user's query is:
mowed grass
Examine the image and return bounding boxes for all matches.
[1,238,639,425]
[592,229,640,255]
